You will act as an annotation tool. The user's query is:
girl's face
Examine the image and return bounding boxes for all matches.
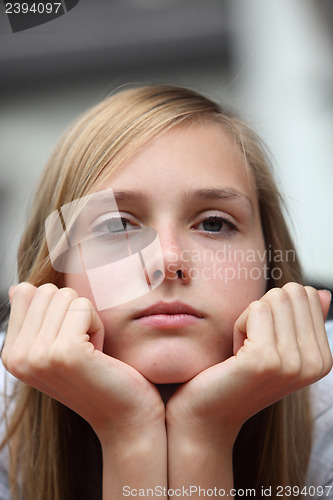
[65,122,267,384]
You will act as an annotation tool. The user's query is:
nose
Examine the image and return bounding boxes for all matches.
[144,224,191,286]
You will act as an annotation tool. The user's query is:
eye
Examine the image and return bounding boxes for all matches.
[193,215,237,237]
[93,215,141,240]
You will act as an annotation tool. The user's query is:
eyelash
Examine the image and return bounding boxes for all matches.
[192,215,237,238]
[93,216,140,239]
[92,214,237,241]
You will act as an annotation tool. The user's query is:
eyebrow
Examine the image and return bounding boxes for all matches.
[104,188,254,216]
[112,190,149,202]
[183,188,254,213]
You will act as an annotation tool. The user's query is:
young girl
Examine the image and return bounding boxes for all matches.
[0,85,332,500]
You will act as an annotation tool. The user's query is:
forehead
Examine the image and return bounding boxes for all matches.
[99,122,257,205]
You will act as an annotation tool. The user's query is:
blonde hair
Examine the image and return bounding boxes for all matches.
[1,85,311,499]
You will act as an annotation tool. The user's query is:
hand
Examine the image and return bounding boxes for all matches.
[1,282,165,441]
[166,283,332,444]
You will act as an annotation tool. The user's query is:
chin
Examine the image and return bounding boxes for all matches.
[115,340,226,384]
[143,369,196,385]
[135,358,208,385]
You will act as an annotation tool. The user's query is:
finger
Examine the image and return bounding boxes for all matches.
[282,283,317,346]
[37,287,80,345]
[4,283,36,353]
[23,288,83,375]
[18,284,59,344]
[305,287,332,376]
[8,284,17,305]
[282,283,323,383]
[57,297,104,352]
[233,306,248,354]
[317,289,332,321]
[233,300,277,360]
[260,288,300,366]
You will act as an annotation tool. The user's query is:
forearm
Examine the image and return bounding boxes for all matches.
[100,420,168,499]
[167,421,235,499]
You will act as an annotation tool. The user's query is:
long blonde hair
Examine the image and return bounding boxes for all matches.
[1,85,311,499]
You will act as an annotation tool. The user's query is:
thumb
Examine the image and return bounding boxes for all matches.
[233,306,250,355]
[318,289,332,321]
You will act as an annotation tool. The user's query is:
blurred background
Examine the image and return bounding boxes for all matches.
[0,0,332,319]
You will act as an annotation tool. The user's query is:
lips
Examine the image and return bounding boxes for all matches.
[133,301,205,319]
[132,301,204,329]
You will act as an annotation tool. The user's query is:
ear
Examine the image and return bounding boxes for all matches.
[318,289,332,321]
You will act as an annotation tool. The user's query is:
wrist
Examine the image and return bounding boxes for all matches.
[99,415,168,498]
[91,394,166,444]
[97,411,166,450]
[167,419,234,495]
[166,403,240,450]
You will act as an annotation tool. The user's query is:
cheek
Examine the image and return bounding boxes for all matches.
[64,273,127,348]
[197,252,268,318]
[64,273,97,306]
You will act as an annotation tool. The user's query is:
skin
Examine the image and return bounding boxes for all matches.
[65,123,267,385]
[2,123,332,498]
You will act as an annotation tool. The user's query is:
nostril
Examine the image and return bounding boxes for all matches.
[176,269,184,279]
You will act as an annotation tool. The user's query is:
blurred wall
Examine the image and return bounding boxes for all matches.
[230,0,333,289]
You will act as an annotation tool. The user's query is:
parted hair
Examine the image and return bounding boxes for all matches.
[1,85,310,500]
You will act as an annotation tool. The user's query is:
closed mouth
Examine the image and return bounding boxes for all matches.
[133,301,205,319]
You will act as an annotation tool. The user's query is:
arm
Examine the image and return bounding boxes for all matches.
[1,283,167,499]
[166,418,234,497]
[166,284,332,497]
[101,420,167,499]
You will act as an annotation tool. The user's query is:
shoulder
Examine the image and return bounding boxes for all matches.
[0,332,14,500]
[306,320,333,494]
[311,320,333,412]
[0,458,10,500]
[0,332,16,398]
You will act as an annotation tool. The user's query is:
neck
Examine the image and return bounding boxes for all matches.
[156,384,180,405]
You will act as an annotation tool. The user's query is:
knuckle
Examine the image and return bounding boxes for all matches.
[69,297,93,314]
[266,287,290,305]
[304,285,318,298]
[47,343,74,370]
[302,356,325,383]
[16,282,34,293]
[27,346,48,374]
[57,287,78,302]
[1,346,8,369]
[37,283,58,296]
[282,282,307,300]
[249,300,270,315]
[323,358,333,377]
[58,286,79,300]
[14,282,36,300]
[256,349,282,375]
[282,353,302,378]
[6,351,27,379]
[47,344,65,368]
[325,349,333,372]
